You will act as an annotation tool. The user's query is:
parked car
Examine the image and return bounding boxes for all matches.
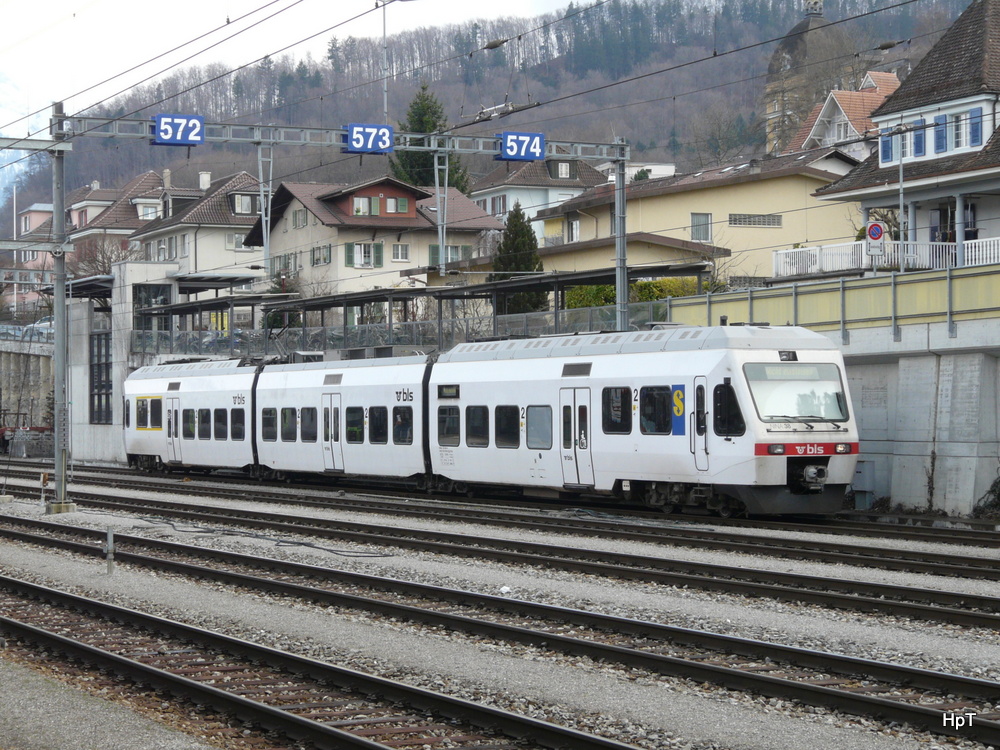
[21,321,54,342]
[0,324,23,340]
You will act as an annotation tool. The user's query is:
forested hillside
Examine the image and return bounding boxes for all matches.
[1,0,965,239]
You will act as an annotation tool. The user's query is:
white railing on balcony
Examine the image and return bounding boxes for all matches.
[771,239,1000,278]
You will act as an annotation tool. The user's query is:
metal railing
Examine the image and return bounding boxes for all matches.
[773,238,1000,278]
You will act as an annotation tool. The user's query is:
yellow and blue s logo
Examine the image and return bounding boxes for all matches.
[671,385,685,435]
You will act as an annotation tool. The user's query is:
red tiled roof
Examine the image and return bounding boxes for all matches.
[78,171,163,234]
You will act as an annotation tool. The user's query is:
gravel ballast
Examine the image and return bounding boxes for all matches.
[0,490,995,750]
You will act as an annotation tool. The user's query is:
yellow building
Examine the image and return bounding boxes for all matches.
[534,149,861,286]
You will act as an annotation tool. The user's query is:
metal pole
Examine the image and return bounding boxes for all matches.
[382,0,388,125]
[49,102,74,513]
[614,138,628,332]
[898,123,905,271]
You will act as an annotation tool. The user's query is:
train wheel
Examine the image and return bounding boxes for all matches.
[716,505,733,518]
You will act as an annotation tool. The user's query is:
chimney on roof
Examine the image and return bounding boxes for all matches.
[163,169,171,190]
[90,180,100,190]
[199,171,211,190]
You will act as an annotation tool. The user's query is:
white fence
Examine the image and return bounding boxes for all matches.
[773,239,1000,278]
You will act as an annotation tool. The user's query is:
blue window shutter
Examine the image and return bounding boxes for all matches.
[429,244,440,267]
[913,119,925,156]
[970,107,984,146]
[934,115,947,153]
[373,242,383,267]
[344,242,354,267]
[371,197,380,216]
[880,129,893,162]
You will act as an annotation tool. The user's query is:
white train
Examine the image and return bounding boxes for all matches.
[123,326,860,516]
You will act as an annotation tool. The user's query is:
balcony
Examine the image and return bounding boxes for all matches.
[773,238,1000,279]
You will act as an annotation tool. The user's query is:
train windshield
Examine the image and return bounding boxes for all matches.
[743,363,848,424]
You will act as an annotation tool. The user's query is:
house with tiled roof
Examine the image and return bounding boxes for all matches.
[788,71,900,161]
[809,0,1000,275]
[67,171,163,253]
[242,176,504,298]
[469,156,607,244]
[534,148,858,286]
[130,171,262,276]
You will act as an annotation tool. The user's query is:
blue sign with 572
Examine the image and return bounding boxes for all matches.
[152,115,205,146]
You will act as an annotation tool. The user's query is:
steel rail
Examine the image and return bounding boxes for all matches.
[3,500,1000,630]
[0,574,639,750]
[7,471,1000,577]
[3,520,1000,744]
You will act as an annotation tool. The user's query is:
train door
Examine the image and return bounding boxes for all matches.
[322,393,344,472]
[165,397,181,463]
[690,377,709,471]
[559,388,595,487]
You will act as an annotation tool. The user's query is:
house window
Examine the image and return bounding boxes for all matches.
[180,233,189,258]
[384,197,408,214]
[292,208,308,228]
[352,196,380,216]
[166,236,177,260]
[476,198,487,211]
[138,204,158,220]
[392,243,409,262]
[490,195,507,216]
[691,213,713,243]
[567,219,579,243]
[269,252,299,276]
[951,114,966,149]
[226,232,246,250]
[20,215,29,234]
[345,242,383,268]
[899,129,910,158]
[311,244,332,266]
[834,120,850,142]
[729,214,781,228]
[233,194,258,214]
[89,332,112,425]
[143,242,153,261]
[558,162,570,178]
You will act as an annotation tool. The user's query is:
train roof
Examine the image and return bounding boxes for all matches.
[126,358,254,381]
[436,326,836,363]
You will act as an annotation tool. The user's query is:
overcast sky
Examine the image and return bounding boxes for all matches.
[0,0,569,136]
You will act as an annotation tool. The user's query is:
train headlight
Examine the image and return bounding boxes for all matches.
[767,444,786,455]
[834,443,852,454]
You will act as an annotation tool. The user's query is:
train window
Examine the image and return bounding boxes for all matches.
[695,386,707,436]
[333,407,340,442]
[466,406,489,447]
[261,408,277,441]
[495,405,520,448]
[182,409,196,439]
[438,406,460,446]
[579,406,589,449]
[639,387,672,435]
[393,406,413,445]
[150,399,163,428]
[562,406,572,448]
[281,408,297,442]
[323,408,330,442]
[526,406,553,450]
[301,407,318,442]
[173,409,179,438]
[124,399,130,428]
[345,407,364,443]
[137,399,149,428]
[369,407,388,444]
[713,384,746,436]
[602,387,632,434]
[231,409,245,441]
[214,409,228,440]
[198,409,212,439]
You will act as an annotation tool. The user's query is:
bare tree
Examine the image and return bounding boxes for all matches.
[67,235,143,278]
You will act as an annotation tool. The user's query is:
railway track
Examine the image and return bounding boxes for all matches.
[3,516,1000,745]
[0,572,638,750]
[4,484,1000,633]
[5,467,1000,579]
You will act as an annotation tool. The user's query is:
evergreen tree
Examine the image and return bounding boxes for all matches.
[488,202,547,315]
[390,84,469,193]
